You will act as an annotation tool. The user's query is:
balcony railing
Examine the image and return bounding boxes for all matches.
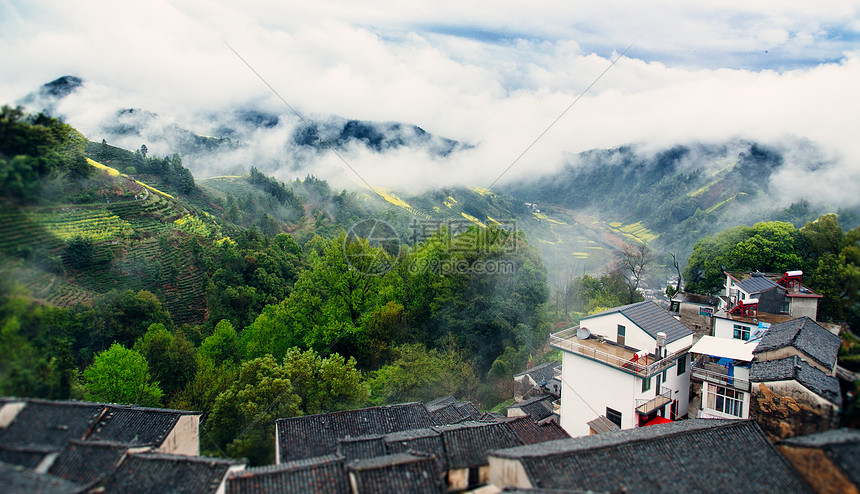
[550,327,691,378]
[691,358,750,392]
[636,387,672,415]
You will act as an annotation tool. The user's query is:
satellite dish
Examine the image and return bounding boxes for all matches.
[577,327,591,339]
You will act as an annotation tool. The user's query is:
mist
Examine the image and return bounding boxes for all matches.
[2,0,859,207]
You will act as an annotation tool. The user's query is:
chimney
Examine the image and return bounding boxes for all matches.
[656,332,667,359]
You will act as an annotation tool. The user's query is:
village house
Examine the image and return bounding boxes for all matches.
[668,291,720,340]
[747,316,843,440]
[723,270,822,320]
[0,398,231,493]
[98,451,244,494]
[347,452,446,494]
[512,361,561,401]
[550,301,693,436]
[506,394,556,424]
[688,335,757,419]
[0,399,202,456]
[275,402,437,463]
[267,397,568,492]
[226,455,350,494]
[686,312,842,437]
[487,419,812,493]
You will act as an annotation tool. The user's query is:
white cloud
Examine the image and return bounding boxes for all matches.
[1,0,859,204]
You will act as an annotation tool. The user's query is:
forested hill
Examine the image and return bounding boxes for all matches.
[502,141,860,261]
[0,107,550,464]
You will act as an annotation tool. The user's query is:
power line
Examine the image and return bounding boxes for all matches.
[485,41,636,191]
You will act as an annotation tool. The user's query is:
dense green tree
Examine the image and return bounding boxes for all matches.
[368,342,478,405]
[206,349,366,465]
[0,106,90,200]
[0,285,79,398]
[171,356,239,417]
[240,233,396,361]
[684,221,803,294]
[133,323,198,398]
[204,232,301,331]
[840,226,860,330]
[199,320,240,366]
[83,343,163,406]
[86,289,173,351]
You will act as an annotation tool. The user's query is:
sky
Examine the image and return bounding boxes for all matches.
[1,0,859,203]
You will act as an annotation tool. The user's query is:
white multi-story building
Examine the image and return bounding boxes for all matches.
[688,335,757,419]
[550,301,694,437]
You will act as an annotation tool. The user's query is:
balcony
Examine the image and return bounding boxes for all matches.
[636,387,672,415]
[550,326,691,378]
[691,356,750,392]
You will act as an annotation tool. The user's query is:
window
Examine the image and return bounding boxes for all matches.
[733,324,750,341]
[677,355,686,375]
[706,384,744,417]
[662,370,668,382]
[606,407,622,428]
[642,376,651,392]
[617,325,626,346]
[781,300,790,313]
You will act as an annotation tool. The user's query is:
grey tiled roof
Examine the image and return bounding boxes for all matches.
[276,403,435,462]
[100,452,241,494]
[671,292,720,306]
[491,419,811,493]
[508,395,555,422]
[481,412,507,421]
[429,403,470,425]
[425,396,458,412]
[750,356,842,405]
[455,402,482,420]
[384,428,448,471]
[735,275,779,295]
[88,406,196,447]
[347,452,446,494]
[779,429,860,487]
[0,462,82,494]
[0,400,105,448]
[586,416,620,435]
[226,455,349,494]
[48,439,130,486]
[779,427,860,448]
[753,317,841,370]
[436,421,522,469]
[0,443,58,469]
[336,435,387,461]
[514,362,561,384]
[503,416,570,445]
[425,398,482,425]
[585,301,693,343]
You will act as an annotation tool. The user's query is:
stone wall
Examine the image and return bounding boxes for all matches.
[750,382,839,441]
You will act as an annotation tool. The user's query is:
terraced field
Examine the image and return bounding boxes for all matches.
[1,169,207,321]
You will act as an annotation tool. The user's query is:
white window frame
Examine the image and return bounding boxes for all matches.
[706,383,744,418]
